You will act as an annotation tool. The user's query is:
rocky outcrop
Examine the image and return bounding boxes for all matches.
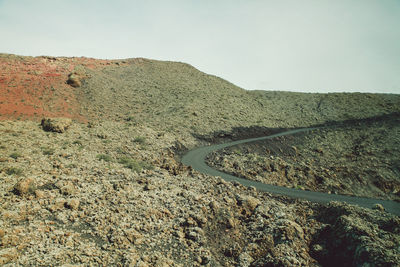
[312,203,400,266]
[13,178,36,195]
[41,118,72,133]
[67,72,84,87]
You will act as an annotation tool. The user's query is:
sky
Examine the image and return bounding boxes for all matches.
[0,0,399,94]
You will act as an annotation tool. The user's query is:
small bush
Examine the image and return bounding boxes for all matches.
[6,167,23,175]
[97,154,113,162]
[42,147,55,155]
[9,152,21,159]
[97,133,107,139]
[66,163,77,169]
[73,140,83,146]
[233,149,242,156]
[140,161,154,171]
[116,147,126,154]
[125,116,135,122]
[118,157,141,172]
[295,185,305,190]
[133,136,146,144]
[118,157,153,172]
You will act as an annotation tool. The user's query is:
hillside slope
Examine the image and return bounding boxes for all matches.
[208,113,400,201]
[2,53,399,137]
[0,54,399,266]
[0,53,120,121]
[78,58,400,138]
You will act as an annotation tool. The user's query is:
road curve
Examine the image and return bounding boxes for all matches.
[181,127,400,216]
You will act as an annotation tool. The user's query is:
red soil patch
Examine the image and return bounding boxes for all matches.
[0,54,117,122]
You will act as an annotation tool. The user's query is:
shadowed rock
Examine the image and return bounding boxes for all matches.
[67,72,83,87]
[41,118,72,133]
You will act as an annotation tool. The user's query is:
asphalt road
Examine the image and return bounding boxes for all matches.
[181,128,400,216]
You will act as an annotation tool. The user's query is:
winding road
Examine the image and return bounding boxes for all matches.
[181,127,400,216]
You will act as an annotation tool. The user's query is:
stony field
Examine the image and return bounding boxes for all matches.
[207,113,400,201]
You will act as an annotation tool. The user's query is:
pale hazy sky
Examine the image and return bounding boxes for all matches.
[0,0,399,93]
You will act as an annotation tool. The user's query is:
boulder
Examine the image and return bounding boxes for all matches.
[65,199,80,210]
[236,194,261,214]
[13,177,36,195]
[67,72,82,87]
[60,182,76,195]
[41,118,72,133]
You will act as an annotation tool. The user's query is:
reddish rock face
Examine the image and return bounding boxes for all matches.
[0,55,112,122]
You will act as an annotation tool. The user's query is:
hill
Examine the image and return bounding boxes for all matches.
[2,53,399,136]
[77,58,400,137]
[0,54,399,266]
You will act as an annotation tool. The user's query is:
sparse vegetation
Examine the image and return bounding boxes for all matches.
[41,147,55,155]
[125,116,135,121]
[233,149,242,155]
[0,54,399,266]
[96,154,113,162]
[66,163,77,169]
[9,152,21,159]
[73,140,83,146]
[5,167,23,175]
[133,136,146,144]
[118,156,153,172]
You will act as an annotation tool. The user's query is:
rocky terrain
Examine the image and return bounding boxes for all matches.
[0,54,399,266]
[207,113,400,201]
